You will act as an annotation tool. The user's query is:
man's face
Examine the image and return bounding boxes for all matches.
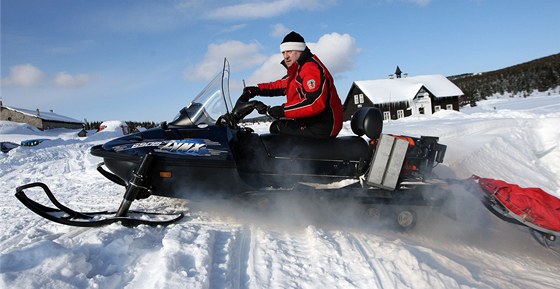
[282,50,302,67]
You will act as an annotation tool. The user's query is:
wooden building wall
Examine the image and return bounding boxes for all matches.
[0,107,83,130]
[343,85,373,120]
[0,107,43,128]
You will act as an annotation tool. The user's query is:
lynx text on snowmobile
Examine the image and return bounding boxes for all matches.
[15,58,449,228]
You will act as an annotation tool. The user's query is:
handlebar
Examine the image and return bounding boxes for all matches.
[218,98,271,128]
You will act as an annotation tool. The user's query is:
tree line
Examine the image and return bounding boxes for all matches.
[449,53,560,106]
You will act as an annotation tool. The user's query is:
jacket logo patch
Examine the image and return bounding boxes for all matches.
[306,79,316,90]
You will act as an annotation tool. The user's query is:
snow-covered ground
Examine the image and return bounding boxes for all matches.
[1,94,559,289]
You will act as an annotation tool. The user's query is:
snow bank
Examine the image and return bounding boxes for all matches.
[99,120,129,134]
[0,121,42,134]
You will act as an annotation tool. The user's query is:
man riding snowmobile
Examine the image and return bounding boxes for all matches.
[240,31,343,139]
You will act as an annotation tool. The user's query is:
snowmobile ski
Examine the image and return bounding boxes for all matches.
[15,182,183,227]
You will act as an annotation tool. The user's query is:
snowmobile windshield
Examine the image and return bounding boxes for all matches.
[170,59,232,126]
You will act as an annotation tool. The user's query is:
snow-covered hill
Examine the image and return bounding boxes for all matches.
[1,94,559,289]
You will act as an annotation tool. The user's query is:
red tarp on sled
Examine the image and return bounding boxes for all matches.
[474,176,560,232]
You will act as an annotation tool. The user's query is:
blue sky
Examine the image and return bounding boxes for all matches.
[1,0,559,122]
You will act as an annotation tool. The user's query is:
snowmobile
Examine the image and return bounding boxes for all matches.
[15,59,449,228]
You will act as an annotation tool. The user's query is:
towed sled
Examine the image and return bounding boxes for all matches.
[471,175,560,249]
[15,59,449,228]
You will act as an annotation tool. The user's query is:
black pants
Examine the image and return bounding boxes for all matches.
[269,119,333,139]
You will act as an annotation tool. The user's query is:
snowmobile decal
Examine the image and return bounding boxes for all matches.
[157,139,210,155]
[131,141,167,149]
[112,141,166,152]
[156,139,228,157]
[112,139,228,157]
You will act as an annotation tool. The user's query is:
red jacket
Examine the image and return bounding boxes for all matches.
[257,48,343,137]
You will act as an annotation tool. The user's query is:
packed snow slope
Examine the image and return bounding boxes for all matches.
[1,94,559,289]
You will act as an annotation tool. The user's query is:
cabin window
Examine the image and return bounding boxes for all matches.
[397,110,404,119]
[416,91,429,99]
[383,111,391,120]
[418,107,425,114]
[434,105,441,112]
[446,104,453,110]
[354,93,365,105]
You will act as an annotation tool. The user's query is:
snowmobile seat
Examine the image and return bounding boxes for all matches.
[258,107,382,161]
[351,107,383,140]
[260,134,369,161]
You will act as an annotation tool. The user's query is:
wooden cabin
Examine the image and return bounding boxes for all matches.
[343,67,463,121]
[0,101,83,130]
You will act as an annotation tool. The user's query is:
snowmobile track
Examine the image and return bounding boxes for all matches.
[234,226,252,289]
[349,233,394,289]
[206,227,252,289]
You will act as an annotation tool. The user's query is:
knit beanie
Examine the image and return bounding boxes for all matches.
[280,31,306,52]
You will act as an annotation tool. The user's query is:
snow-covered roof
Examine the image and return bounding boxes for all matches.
[353,74,463,103]
[2,105,82,124]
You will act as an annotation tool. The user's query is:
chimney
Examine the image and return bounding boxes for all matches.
[395,66,402,78]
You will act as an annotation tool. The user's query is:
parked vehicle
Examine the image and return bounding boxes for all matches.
[1,141,20,153]
[20,138,48,147]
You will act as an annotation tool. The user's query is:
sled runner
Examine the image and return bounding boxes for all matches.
[15,59,449,228]
[15,182,184,227]
[471,175,560,246]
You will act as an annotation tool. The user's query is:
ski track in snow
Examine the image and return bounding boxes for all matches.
[2,94,560,289]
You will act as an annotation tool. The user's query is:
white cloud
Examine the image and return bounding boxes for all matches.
[205,0,330,20]
[218,24,247,34]
[188,32,359,95]
[245,54,285,85]
[270,23,290,38]
[1,64,93,89]
[246,32,359,84]
[184,40,267,81]
[95,2,189,34]
[53,72,93,88]
[308,32,360,75]
[392,0,431,6]
[174,0,206,11]
[1,64,46,87]
[404,0,431,6]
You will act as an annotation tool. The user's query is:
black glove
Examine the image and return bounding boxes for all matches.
[239,86,261,102]
[267,105,285,119]
[253,101,269,115]
[243,86,261,96]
